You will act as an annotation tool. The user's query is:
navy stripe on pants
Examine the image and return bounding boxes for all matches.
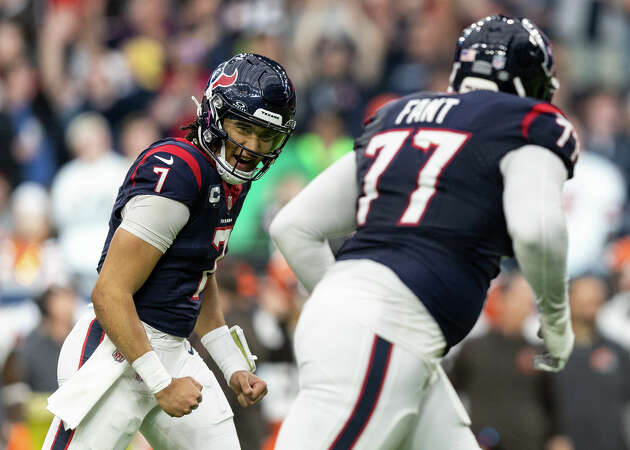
[79,319,104,368]
[50,318,104,449]
[329,335,393,450]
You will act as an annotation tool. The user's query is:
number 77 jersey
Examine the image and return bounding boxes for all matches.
[336,90,578,350]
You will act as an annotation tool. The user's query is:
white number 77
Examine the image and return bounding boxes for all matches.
[356,128,469,226]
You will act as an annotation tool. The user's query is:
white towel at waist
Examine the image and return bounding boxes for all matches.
[46,333,128,430]
[46,316,184,430]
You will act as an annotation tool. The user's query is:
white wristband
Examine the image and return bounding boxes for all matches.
[201,325,253,384]
[132,351,172,394]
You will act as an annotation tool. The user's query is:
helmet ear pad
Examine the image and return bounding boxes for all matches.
[199,98,228,150]
[202,125,227,150]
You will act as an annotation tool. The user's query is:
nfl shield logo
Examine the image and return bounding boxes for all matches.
[227,195,233,210]
[112,350,125,362]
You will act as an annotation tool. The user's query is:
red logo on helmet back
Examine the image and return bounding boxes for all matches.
[211,69,238,90]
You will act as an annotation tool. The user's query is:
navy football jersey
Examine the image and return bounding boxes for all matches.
[336,90,578,350]
[97,138,250,337]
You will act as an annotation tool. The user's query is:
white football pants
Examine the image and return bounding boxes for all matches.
[275,260,480,450]
[42,309,240,450]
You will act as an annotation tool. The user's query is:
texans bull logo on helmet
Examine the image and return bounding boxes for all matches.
[210,68,238,91]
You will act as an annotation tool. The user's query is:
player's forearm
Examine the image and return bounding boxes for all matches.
[194,274,257,382]
[511,218,569,317]
[193,274,226,337]
[91,284,152,363]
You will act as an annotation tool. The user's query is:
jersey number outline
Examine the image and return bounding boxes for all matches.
[190,227,232,301]
[554,113,580,163]
[152,167,171,193]
[356,128,470,226]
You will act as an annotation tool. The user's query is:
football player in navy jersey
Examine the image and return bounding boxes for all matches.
[271,16,577,449]
[43,53,296,450]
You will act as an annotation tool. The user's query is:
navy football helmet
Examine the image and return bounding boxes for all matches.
[193,53,296,184]
[448,15,558,102]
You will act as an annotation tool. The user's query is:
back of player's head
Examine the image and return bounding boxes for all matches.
[448,15,558,102]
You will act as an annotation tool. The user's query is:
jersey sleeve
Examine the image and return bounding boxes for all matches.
[127,144,203,209]
[520,102,579,178]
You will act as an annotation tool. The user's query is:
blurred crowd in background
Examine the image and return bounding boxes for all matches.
[1,0,630,449]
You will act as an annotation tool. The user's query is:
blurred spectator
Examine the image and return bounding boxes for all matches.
[6,60,58,186]
[291,112,354,180]
[291,1,386,134]
[575,90,630,234]
[0,172,13,234]
[148,13,211,138]
[563,150,626,276]
[50,112,127,296]
[297,33,366,135]
[383,4,457,96]
[0,114,18,187]
[291,0,385,90]
[599,236,630,351]
[118,113,161,162]
[0,20,27,70]
[553,0,628,90]
[578,90,630,172]
[16,285,78,449]
[0,183,67,302]
[0,324,28,449]
[177,0,231,71]
[449,270,563,450]
[18,286,78,393]
[552,274,630,450]
[38,5,95,116]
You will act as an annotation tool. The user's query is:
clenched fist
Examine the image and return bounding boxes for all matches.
[155,377,203,417]
[229,371,268,407]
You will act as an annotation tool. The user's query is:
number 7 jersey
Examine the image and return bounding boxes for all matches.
[336,90,578,350]
[97,138,250,338]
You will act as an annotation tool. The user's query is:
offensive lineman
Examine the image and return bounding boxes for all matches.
[271,16,577,449]
[43,53,296,449]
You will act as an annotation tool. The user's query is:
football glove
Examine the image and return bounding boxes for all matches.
[534,313,574,372]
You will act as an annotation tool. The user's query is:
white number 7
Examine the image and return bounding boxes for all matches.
[153,167,170,193]
[399,129,469,224]
[357,130,412,225]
